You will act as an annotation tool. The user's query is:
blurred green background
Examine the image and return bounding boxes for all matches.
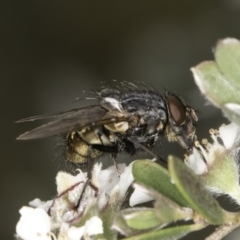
[1,1,240,239]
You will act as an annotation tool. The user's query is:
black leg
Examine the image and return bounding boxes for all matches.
[92,144,119,153]
[127,137,167,164]
[75,178,90,209]
[111,153,121,177]
[75,146,95,209]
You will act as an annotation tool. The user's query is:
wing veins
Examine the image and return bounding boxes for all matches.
[16,107,94,123]
[17,105,129,140]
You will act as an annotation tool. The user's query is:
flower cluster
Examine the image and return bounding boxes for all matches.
[185,123,240,204]
[15,163,136,240]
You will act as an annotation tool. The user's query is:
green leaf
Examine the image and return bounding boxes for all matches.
[200,151,240,206]
[99,193,120,240]
[113,210,152,237]
[122,208,161,230]
[191,61,240,107]
[191,38,240,124]
[168,155,223,225]
[132,184,194,224]
[222,105,240,126]
[123,223,206,240]
[154,196,193,224]
[132,160,188,207]
[215,38,240,90]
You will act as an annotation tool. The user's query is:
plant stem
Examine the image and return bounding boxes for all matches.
[205,223,240,240]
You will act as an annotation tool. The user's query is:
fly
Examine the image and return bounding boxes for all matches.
[17,85,198,170]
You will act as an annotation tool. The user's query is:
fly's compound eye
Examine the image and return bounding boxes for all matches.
[167,95,186,126]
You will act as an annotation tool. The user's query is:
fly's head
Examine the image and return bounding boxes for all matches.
[165,93,198,153]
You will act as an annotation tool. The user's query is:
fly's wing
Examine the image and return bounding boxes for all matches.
[17,105,128,140]
[16,108,82,123]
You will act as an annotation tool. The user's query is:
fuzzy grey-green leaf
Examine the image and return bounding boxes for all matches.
[222,105,240,126]
[122,208,161,230]
[113,211,146,237]
[132,160,188,206]
[131,184,193,226]
[215,38,240,90]
[168,155,223,225]
[154,198,193,224]
[123,223,206,240]
[191,61,240,107]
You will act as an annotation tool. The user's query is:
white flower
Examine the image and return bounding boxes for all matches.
[16,161,135,240]
[98,163,127,199]
[98,162,134,206]
[185,123,240,174]
[129,159,158,206]
[218,122,240,149]
[185,123,240,205]
[49,162,134,222]
[29,198,53,212]
[67,216,103,240]
[185,147,207,175]
[16,206,52,240]
[50,165,101,224]
[67,226,84,240]
[130,184,153,206]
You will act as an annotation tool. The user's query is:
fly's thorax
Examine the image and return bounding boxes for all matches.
[157,121,165,132]
[128,107,167,138]
[99,88,168,138]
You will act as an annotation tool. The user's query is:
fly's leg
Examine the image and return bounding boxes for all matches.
[112,153,121,177]
[74,146,95,209]
[92,144,120,176]
[75,178,90,209]
[127,137,167,165]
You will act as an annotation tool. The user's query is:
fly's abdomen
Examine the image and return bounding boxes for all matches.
[66,126,118,164]
[66,133,101,164]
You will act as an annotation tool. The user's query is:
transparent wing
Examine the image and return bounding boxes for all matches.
[17,105,128,140]
[16,108,82,123]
